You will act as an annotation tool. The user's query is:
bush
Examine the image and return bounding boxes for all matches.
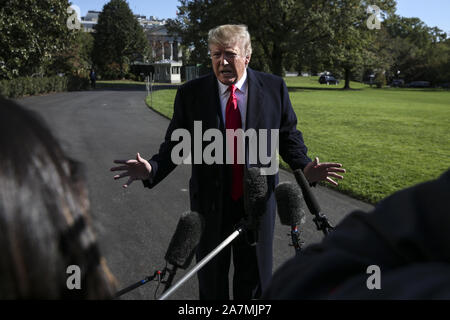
[0,75,89,98]
[124,72,137,81]
[67,76,90,91]
[0,80,9,97]
[101,62,122,80]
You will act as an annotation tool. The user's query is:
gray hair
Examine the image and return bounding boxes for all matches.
[208,24,252,57]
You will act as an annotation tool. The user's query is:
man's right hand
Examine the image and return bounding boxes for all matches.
[111,153,152,188]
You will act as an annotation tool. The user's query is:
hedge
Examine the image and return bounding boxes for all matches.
[0,76,90,98]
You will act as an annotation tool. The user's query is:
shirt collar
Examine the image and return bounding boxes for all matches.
[218,69,248,96]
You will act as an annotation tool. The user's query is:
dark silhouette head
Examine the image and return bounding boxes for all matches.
[0,96,116,299]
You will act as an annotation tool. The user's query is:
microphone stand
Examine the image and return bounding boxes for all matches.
[312,213,334,236]
[294,170,334,236]
[115,263,178,298]
[115,269,164,298]
[163,265,178,292]
[158,226,245,300]
[289,226,303,252]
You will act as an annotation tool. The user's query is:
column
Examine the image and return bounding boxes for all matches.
[169,41,174,61]
[160,40,165,60]
[177,41,182,61]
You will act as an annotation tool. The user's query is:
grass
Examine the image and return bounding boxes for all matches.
[146,89,178,118]
[145,76,450,204]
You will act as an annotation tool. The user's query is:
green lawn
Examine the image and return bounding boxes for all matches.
[146,89,178,118]
[145,76,450,204]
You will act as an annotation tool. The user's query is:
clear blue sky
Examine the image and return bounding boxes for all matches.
[71,0,450,34]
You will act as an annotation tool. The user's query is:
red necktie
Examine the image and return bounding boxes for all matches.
[225,84,243,200]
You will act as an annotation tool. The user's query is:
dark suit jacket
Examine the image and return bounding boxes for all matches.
[144,68,311,292]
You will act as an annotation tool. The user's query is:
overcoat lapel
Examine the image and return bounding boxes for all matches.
[204,73,224,132]
[246,68,264,131]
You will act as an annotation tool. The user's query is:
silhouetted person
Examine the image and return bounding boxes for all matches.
[90,69,96,89]
[263,170,450,299]
[0,96,116,299]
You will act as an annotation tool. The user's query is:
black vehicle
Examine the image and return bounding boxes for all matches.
[406,81,431,88]
[391,79,405,87]
[319,75,339,85]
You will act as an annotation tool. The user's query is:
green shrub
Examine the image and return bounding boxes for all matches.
[0,80,9,97]
[0,75,89,98]
[67,76,90,91]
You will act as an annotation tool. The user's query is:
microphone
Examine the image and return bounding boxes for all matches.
[165,211,204,269]
[159,167,269,300]
[163,211,204,290]
[293,169,321,216]
[293,169,334,235]
[275,182,306,252]
[115,211,203,298]
[243,167,269,243]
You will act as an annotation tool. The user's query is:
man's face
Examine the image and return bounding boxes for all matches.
[210,42,250,86]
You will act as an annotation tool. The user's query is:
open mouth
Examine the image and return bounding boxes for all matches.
[221,70,234,76]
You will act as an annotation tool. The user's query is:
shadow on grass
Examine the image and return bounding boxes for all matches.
[395,88,450,93]
[287,86,364,92]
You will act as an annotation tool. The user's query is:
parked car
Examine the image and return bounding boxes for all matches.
[319,75,339,85]
[391,79,405,87]
[406,81,431,88]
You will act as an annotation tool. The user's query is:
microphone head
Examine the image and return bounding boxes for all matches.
[164,211,204,269]
[243,167,269,230]
[275,182,306,226]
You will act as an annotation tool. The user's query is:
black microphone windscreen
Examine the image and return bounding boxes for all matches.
[243,167,269,230]
[293,169,322,215]
[164,211,204,269]
[275,182,306,226]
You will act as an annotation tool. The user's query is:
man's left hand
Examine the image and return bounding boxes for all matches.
[303,157,346,186]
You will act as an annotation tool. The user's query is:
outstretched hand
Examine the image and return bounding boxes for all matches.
[111,153,152,188]
[303,157,346,186]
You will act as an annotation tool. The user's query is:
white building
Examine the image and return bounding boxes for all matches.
[146,25,182,62]
[152,59,182,83]
[81,10,100,32]
[136,15,166,28]
[79,10,184,81]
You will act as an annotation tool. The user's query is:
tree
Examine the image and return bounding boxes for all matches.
[0,0,74,79]
[316,0,396,89]
[168,0,398,83]
[167,0,231,71]
[49,31,94,77]
[241,0,333,77]
[93,0,148,79]
[168,0,335,76]
[382,15,448,84]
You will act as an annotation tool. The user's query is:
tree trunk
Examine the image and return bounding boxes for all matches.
[271,43,284,77]
[344,68,351,89]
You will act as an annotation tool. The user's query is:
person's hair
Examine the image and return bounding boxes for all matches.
[0,96,116,299]
[208,24,252,57]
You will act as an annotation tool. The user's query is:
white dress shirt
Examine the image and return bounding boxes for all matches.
[217,70,248,130]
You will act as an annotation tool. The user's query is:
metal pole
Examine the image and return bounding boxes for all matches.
[150,73,153,107]
[158,227,244,300]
